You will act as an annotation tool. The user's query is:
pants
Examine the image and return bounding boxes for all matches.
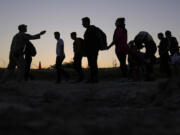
[24,56,33,80]
[160,54,171,77]
[56,56,69,82]
[5,55,26,81]
[144,53,156,80]
[73,54,84,80]
[116,52,128,78]
[86,51,99,81]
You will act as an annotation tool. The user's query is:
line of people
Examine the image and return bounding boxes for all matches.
[1,17,180,83]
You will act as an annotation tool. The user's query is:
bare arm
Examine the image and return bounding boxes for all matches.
[107,29,118,49]
[107,41,115,49]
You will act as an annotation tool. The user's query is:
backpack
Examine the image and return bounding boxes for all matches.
[94,26,108,50]
[25,41,37,57]
[170,37,179,55]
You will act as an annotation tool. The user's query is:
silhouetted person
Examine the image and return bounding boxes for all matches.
[82,17,99,83]
[71,32,85,82]
[54,32,69,83]
[108,18,129,79]
[158,33,171,77]
[165,31,180,75]
[1,24,46,82]
[165,30,179,56]
[128,41,144,81]
[24,40,37,81]
[134,31,157,81]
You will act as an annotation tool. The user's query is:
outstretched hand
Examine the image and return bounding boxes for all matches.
[40,30,46,35]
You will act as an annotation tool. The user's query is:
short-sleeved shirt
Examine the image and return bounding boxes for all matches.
[56,38,65,57]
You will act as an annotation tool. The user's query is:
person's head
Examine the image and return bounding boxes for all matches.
[54,32,60,40]
[71,32,77,40]
[18,24,27,32]
[82,17,90,28]
[158,33,164,40]
[115,18,125,28]
[165,30,172,38]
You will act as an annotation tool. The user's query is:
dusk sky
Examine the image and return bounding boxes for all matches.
[0,0,180,68]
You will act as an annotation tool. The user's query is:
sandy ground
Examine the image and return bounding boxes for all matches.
[0,78,180,135]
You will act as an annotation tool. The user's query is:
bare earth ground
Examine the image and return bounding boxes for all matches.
[0,77,180,135]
